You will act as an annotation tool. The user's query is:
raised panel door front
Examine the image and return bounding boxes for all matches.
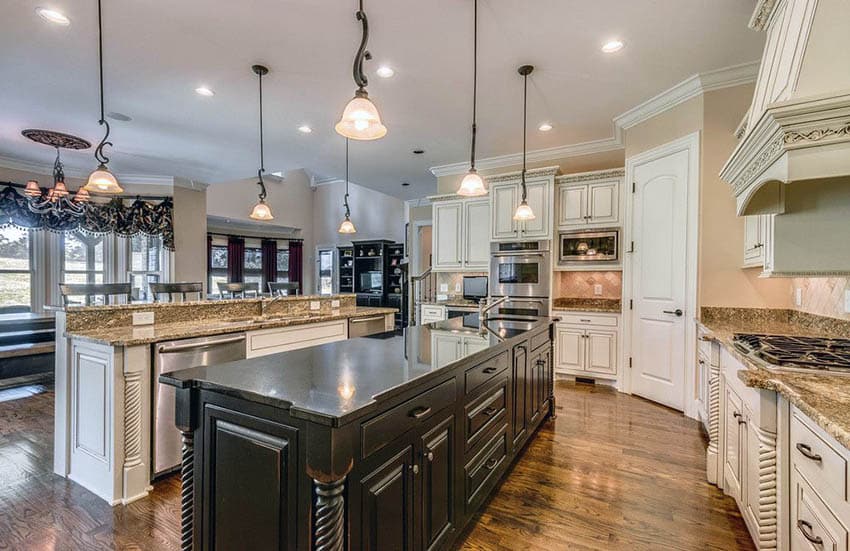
[520,180,550,239]
[555,326,585,372]
[586,329,617,375]
[464,199,490,270]
[512,344,528,450]
[558,184,587,228]
[433,202,463,270]
[588,180,619,225]
[491,184,518,240]
[432,334,463,368]
[724,386,743,502]
[360,445,416,551]
[421,415,455,551]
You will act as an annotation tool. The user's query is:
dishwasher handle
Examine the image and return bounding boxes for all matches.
[156,335,246,354]
[350,315,386,323]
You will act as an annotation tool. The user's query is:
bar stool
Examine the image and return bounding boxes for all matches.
[149,282,203,303]
[59,283,132,306]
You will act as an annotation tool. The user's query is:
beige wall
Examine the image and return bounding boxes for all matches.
[624,96,703,159]
[313,180,405,248]
[172,181,208,291]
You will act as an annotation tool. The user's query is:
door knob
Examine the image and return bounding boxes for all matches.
[663,309,683,317]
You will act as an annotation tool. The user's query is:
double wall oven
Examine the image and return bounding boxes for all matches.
[489,240,550,316]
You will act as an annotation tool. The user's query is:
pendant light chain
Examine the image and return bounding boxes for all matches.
[470,0,478,171]
[93,0,111,166]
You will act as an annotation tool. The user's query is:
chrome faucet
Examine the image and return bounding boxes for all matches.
[260,293,288,317]
[478,296,508,321]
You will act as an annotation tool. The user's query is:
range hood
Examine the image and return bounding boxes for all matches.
[720,0,850,216]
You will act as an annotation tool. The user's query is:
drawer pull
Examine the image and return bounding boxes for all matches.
[482,367,498,374]
[484,458,499,470]
[796,443,822,462]
[482,407,497,417]
[408,406,432,419]
[579,319,592,323]
[797,520,823,546]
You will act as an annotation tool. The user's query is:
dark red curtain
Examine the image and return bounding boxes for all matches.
[227,237,245,283]
[261,239,277,288]
[288,241,303,288]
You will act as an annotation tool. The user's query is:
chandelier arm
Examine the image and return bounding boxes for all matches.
[353,4,370,90]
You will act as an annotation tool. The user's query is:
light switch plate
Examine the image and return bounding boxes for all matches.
[132,311,155,326]
[331,300,340,308]
[795,288,802,307]
[594,284,603,296]
[844,290,850,313]
[440,283,448,292]
[310,301,320,311]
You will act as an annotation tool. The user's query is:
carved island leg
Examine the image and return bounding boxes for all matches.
[313,476,346,551]
[180,430,195,551]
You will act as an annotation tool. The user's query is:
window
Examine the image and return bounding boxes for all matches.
[209,242,228,296]
[243,242,263,288]
[61,232,105,305]
[276,247,290,282]
[0,226,33,312]
[317,249,334,295]
[128,235,164,302]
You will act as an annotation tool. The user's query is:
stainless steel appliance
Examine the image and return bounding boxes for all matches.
[483,297,549,319]
[489,240,551,299]
[447,305,478,319]
[733,333,850,374]
[153,333,246,476]
[558,229,619,264]
[348,314,390,338]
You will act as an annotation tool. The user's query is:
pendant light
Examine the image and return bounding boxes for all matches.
[84,0,123,194]
[338,139,357,234]
[249,64,274,221]
[513,65,536,221]
[335,0,387,140]
[457,0,487,197]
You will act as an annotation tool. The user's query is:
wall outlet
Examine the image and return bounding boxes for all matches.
[455,283,461,292]
[593,284,603,296]
[795,288,803,307]
[331,299,340,309]
[132,311,155,326]
[310,301,320,311]
[845,289,850,313]
[440,283,448,292]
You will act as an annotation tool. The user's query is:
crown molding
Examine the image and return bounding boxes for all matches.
[613,61,760,131]
[0,153,177,187]
[749,0,779,31]
[555,167,625,184]
[485,165,560,185]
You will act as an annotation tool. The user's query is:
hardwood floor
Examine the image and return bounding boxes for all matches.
[0,382,754,550]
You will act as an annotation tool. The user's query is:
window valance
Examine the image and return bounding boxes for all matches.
[0,184,174,250]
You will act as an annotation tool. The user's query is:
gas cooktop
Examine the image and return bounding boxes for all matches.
[733,333,850,373]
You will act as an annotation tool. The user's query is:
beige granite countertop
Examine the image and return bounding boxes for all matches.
[552,297,621,313]
[698,309,850,449]
[66,307,397,346]
[422,299,480,308]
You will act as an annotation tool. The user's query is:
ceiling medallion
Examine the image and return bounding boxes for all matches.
[22,131,92,217]
[21,129,91,150]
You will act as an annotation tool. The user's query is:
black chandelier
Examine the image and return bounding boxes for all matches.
[21,129,92,217]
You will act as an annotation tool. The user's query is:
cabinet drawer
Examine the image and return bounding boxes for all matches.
[464,351,508,395]
[246,320,347,358]
[464,379,507,451]
[561,313,618,327]
[464,426,508,512]
[791,408,849,505]
[792,472,849,551]
[421,305,446,318]
[530,330,551,353]
[361,378,457,459]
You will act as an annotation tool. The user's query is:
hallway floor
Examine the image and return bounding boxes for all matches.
[0,382,753,550]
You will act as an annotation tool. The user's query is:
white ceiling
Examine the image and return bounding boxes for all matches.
[0,0,764,199]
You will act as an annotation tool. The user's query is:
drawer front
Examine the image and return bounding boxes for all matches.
[361,378,457,459]
[529,330,550,354]
[421,305,446,320]
[464,379,507,451]
[561,313,618,327]
[247,320,347,358]
[464,351,508,395]
[791,408,849,505]
[792,470,849,551]
[464,426,508,512]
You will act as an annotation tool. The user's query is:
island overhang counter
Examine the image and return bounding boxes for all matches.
[160,314,556,551]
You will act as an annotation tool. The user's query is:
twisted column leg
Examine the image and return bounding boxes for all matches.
[313,476,346,551]
[180,430,194,551]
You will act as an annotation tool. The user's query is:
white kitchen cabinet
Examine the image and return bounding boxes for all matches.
[555,326,584,372]
[432,198,489,271]
[555,169,624,230]
[431,331,489,368]
[696,328,721,485]
[743,215,769,268]
[487,168,556,242]
[723,385,744,502]
[585,329,617,374]
[554,312,619,378]
[420,304,447,324]
[246,320,348,358]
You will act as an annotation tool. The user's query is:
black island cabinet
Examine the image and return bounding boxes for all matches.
[161,315,555,550]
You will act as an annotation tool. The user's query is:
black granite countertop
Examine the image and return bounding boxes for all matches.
[160,314,554,427]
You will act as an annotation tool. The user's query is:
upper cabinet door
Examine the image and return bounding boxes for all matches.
[463,199,490,270]
[742,215,764,268]
[520,180,551,239]
[558,184,587,228]
[433,201,463,270]
[588,181,619,225]
[490,184,519,241]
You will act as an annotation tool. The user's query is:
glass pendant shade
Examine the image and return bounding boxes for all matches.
[85,164,123,194]
[249,199,274,221]
[24,180,41,197]
[513,199,535,221]
[335,92,387,140]
[338,216,357,234]
[457,170,487,196]
[74,188,91,202]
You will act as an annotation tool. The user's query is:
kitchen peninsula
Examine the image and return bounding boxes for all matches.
[54,294,396,506]
[161,313,555,550]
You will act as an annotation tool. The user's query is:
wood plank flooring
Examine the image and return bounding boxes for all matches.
[0,382,754,550]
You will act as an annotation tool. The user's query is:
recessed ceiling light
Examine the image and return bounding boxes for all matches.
[538,123,553,132]
[195,86,215,97]
[601,40,624,53]
[107,111,132,122]
[298,125,312,134]
[376,66,395,78]
[413,149,425,155]
[36,7,70,26]
[402,182,410,187]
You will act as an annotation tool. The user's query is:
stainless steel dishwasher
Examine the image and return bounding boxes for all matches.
[153,333,246,477]
[348,313,389,338]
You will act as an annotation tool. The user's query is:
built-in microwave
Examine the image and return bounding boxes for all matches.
[558,229,619,264]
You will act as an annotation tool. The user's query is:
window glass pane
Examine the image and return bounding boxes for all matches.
[64,234,87,272]
[244,248,262,270]
[131,235,161,272]
[211,246,228,269]
[0,226,30,271]
[210,274,228,294]
[64,232,104,274]
[244,275,263,286]
[276,274,289,283]
[0,273,31,308]
[277,250,289,272]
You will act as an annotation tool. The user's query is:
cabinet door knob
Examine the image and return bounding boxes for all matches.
[484,458,499,470]
[412,464,420,475]
[426,451,434,462]
[796,442,822,462]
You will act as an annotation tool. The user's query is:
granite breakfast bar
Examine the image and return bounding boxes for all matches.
[161,314,556,550]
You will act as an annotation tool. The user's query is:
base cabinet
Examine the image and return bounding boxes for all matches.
[359,444,417,550]
[554,313,619,378]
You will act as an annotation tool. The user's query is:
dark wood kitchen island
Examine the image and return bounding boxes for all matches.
[160,314,555,551]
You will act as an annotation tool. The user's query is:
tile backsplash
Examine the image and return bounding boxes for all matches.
[435,272,487,299]
[554,271,622,299]
[791,277,850,321]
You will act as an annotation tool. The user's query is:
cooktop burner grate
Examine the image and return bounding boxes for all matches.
[733,333,850,372]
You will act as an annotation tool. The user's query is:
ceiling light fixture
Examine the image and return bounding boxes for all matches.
[249,65,274,221]
[513,65,536,222]
[298,125,312,134]
[376,66,394,78]
[195,86,215,97]
[335,0,387,140]
[601,40,624,53]
[538,122,553,132]
[84,0,122,195]
[36,7,70,26]
[20,129,93,217]
[457,0,487,197]
[338,139,357,234]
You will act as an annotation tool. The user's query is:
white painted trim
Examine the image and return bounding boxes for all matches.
[621,132,701,422]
